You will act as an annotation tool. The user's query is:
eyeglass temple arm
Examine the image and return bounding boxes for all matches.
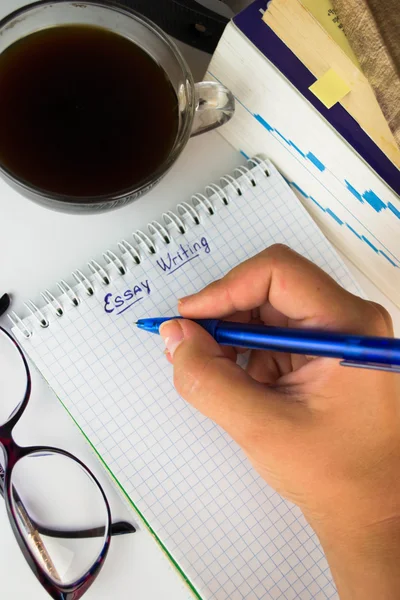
[0,473,136,538]
[31,520,136,539]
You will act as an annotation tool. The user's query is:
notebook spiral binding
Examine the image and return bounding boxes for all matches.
[9,157,270,338]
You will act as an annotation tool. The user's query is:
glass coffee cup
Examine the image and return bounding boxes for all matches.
[0,0,234,213]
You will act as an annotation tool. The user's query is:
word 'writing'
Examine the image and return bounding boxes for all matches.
[156,237,210,275]
[104,280,151,315]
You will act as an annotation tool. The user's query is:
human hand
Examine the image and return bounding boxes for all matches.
[160,245,400,599]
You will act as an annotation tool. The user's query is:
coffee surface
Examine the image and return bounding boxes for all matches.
[0,25,179,198]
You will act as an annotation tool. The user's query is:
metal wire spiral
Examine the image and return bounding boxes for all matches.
[8,158,270,337]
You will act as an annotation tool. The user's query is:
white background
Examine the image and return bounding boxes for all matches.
[0,1,399,599]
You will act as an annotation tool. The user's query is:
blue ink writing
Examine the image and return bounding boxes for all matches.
[156,237,210,275]
[104,279,151,315]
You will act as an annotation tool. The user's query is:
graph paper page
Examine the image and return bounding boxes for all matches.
[15,163,362,600]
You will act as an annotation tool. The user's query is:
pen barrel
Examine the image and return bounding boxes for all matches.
[214,322,400,365]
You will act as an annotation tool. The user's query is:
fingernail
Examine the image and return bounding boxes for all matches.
[178,294,195,305]
[178,298,187,309]
[159,320,184,357]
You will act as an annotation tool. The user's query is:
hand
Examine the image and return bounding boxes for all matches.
[159,244,400,599]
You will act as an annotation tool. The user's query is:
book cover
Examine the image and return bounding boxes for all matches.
[207,0,400,305]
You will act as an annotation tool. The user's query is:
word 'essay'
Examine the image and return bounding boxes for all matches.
[104,280,150,315]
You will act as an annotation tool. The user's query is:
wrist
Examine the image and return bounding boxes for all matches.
[311,516,400,600]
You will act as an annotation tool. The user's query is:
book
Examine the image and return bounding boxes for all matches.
[298,0,360,67]
[206,0,400,307]
[263,0,399,164]
[11,157,362,599]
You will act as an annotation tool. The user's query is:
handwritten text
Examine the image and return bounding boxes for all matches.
[104,280,151,315]
[156,237,210,275]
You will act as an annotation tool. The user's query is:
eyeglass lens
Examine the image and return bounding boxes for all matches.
[10,451,109,585]
[0,329,109,587]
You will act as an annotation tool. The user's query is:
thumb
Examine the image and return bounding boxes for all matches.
[159,319,291,445]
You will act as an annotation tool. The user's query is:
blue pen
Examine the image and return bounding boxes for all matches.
[136,317,400,373]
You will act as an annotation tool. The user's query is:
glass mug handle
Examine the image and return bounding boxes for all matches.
[191,81,235,136]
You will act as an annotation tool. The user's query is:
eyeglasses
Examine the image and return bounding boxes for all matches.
[0,325,136,599]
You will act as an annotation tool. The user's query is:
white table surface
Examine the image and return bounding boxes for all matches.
[1,2,399,600]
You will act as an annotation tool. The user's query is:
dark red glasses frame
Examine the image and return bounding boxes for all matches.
[0,326,135,599]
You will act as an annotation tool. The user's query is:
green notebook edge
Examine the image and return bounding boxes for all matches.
[53,386,202,600]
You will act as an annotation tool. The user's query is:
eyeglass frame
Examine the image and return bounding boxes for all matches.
[0,325,135,600]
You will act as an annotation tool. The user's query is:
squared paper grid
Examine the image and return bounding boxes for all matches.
[15,164,362,600]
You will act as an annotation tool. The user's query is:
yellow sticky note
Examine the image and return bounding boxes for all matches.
[309,68,351,108]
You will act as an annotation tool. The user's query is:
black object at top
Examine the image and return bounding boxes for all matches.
[0,293,10,316]
[118,0,229,53]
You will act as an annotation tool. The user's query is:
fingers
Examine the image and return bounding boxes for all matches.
[259,302,288,328]
[367,301,394,335]
[179,244,392,336]
[246,350,284,385]
[159,319,293,445]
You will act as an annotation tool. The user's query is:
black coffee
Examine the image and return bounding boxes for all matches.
[0,25,179,198]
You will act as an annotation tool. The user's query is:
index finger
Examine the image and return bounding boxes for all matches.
[179,244,391,335]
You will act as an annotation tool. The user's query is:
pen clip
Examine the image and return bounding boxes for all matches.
[340,360,400,374]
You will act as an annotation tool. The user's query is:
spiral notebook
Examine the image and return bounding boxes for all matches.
[11,158,362,600]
